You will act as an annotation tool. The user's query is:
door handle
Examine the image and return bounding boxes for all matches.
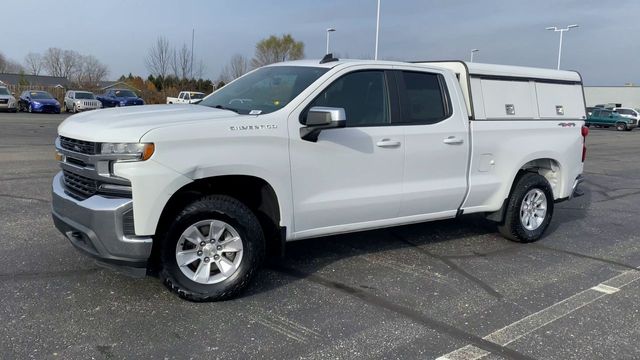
[376,138,401,148]
[443,136,464,145]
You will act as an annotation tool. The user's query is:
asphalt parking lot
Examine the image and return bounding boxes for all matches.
[1,112,639,359]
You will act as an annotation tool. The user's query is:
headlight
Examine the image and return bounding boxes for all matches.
[120,101,126,106]
[76,100,82,105]
[100,143,155,161]
[32,101,41,106]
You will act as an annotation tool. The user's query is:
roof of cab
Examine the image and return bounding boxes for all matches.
[270,59,582,82]
[266,59,407,69]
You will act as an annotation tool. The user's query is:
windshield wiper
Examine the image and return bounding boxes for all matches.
[212,104,240,114]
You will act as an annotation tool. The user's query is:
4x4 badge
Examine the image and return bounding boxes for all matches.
[557,122,576,127]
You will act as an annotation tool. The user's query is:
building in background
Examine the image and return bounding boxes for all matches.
[584,85,640,108]
[0,73,68,88]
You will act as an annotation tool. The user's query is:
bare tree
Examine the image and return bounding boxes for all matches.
[73,55,109,87]
[61,50,81,79]
[252,34,304,68]
[24,53,43,75]
[0,52,25,73]
[42,48,64,77]
[169,43,193,80]
[221,54,249,81]
[177,44,193,79]
[192,59,206,79]
[3,60,24,73]
[145,36,171,88]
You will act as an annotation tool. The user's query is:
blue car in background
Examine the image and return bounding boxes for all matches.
[97,89,145,107]
[18,90,61,113]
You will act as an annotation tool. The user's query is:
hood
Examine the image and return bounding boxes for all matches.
[58,104,239,142]
[33,98,59,105]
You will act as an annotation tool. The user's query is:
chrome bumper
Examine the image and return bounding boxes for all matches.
[570,174,584,199]
[51,172,152,273]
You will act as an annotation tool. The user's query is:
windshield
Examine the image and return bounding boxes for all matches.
[75,92,95,99]
[190,93,205,100]
[0,87,9,95]
[114,90,137,98]
[199,66,328,115]
[30,91,53,99]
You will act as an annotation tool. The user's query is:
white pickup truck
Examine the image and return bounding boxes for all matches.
[52,58,587,301]
[166,91,205,104]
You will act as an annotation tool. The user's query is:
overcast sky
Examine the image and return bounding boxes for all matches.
[3,0,638,85]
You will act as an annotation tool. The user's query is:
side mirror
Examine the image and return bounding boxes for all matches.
[300,106,346,142]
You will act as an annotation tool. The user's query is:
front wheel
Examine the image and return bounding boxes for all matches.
[616,122,627,131]
[28,104,32,113]
[498,173,554,243]
[160,195,265,301]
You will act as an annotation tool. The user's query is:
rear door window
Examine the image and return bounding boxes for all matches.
[396,71,450,124]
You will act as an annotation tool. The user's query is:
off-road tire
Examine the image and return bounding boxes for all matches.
[498,173,554,243]
[160,195,265,301]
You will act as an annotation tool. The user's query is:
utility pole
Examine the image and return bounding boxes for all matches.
[191,28,195,78]
[546,24,578,70]
[374,0,381,60]
[326,28,336,54]
[470,49,479,63]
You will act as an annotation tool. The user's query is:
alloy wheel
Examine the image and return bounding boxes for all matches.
[519,189,547,231]
[175,219,244,284]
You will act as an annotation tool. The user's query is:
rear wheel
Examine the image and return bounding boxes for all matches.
[498,173,554,243]
[616,122,627,131]
[160,195,265,301]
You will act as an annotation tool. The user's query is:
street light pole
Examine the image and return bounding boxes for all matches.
[546,24,578,70]
[470,49,479,63]
[326,28,336,54]
[374,0,381,60]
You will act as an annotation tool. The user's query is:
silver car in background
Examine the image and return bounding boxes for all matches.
[63,90,102,113]
[0,86,17,112]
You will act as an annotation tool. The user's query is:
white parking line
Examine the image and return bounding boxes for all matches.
[591,283,620,294]
[436,267,640,360]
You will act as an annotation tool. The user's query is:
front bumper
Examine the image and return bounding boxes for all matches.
[32,104,60,113]
[0,102,16,111]
[51,172,152,274]
[75,103,101,111]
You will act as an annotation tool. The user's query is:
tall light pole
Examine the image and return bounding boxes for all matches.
[546,24,578,70]
[374,0,381,60]
[326,28,336,54]
[470,49,479,63]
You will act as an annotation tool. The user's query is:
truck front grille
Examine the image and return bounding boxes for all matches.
[62,170,97,199]
[59,136,98,155]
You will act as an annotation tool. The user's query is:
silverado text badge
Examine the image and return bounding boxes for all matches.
[229,124,278,131]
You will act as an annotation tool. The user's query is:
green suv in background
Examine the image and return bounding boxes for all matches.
[586,108,637,131]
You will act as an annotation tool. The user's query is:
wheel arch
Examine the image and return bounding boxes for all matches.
[486,157,562,223]
[149,174,284,272]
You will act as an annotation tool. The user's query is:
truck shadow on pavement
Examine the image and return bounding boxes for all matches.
[245,185,601,302]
